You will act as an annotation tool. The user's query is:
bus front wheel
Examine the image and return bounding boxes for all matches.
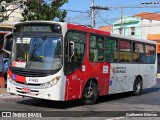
[133,77,142,95]
[81,81,98,105]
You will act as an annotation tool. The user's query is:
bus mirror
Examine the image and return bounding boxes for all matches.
[69,41,75,62]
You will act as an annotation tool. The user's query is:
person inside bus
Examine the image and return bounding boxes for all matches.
[73,48,79,63]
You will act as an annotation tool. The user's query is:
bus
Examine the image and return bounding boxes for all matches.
[5,21,157,104]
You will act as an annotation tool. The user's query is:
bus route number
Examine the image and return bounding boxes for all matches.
[28,78,39,83]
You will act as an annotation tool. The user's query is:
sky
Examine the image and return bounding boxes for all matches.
[47,0,160,28]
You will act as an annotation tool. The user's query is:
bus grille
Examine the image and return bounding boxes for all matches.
[10,69,49,77]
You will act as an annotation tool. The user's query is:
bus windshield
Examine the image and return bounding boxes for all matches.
[11,37,62,71]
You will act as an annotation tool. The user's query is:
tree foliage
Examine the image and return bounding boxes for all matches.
[22,0,68,22]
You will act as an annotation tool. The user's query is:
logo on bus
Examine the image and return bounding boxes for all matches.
[12,74,16,80]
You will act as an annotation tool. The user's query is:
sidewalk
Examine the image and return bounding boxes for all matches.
[0,88,22,98]
[0,88,9,96]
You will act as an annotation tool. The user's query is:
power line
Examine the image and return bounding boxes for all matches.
[96,10,160,26]
[60,9,89,13]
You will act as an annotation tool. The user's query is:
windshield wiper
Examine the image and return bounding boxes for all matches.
[30,35,48,60]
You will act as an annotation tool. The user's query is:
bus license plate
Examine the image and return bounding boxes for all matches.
[22,88,31,93]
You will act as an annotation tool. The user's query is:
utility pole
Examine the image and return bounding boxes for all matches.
[120,7,123,35]
[91,0,95,28]
[91,0,109,28]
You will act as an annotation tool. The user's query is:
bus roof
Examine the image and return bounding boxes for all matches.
[111,33,156,44]
[13,21,67,26]
[13,21,156,44]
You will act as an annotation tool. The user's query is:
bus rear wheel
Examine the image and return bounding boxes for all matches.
[81,81,98,105]
[133,77,142,95]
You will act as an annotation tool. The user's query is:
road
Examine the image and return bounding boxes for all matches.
[0,79,160,120]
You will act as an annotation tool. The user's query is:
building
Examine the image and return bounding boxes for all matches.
[135,12,160,39]
[113,16,141,38]
[7,5,24,22]
[113,12,160,39]
[98,25,113,33]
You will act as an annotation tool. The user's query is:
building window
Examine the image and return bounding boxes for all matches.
[131,27,135,35]
[118,28,122,34]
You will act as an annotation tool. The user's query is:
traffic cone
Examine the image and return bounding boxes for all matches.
[0,72,5,88]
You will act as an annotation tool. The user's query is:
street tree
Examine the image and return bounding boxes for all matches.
[22,0,68,22]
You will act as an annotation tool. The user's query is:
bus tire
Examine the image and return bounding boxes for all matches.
[81,81,98,105]
[133,77,142,95]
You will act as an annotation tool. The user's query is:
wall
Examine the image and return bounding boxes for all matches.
[141,19,160,39]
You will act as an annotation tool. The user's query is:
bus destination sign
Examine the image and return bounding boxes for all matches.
[23,26,51,32]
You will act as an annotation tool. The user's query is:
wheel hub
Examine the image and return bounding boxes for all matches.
[86,87,94,99]
[136,83,141,92]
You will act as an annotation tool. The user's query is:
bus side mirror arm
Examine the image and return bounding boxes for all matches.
[2,48,12,55]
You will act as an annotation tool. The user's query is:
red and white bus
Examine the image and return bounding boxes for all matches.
[6,21,157,104]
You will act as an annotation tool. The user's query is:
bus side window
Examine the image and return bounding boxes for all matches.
[105,37,117,62]
[145,45,156,64]
[133,43,145,63]
[119,40,131,62]
[65,31,86,74]
[89,35,104,62]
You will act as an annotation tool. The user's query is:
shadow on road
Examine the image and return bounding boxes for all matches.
[17,98,83,109]
[16,80,160,109]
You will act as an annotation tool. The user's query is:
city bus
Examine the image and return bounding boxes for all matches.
[5,21,157,104]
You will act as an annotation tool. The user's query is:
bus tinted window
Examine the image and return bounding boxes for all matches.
[90,35,104,62]
[133,43,145,63]
[105,38,118,62]
[145,45,156,64]
[120,40,131,52]
[65,31,86,74]
[119,40,131,62]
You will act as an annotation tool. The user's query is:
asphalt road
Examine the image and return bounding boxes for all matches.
[0,79,160,120]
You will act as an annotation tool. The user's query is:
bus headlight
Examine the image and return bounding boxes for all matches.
[8,75,16,84]
[41,76,61,89]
